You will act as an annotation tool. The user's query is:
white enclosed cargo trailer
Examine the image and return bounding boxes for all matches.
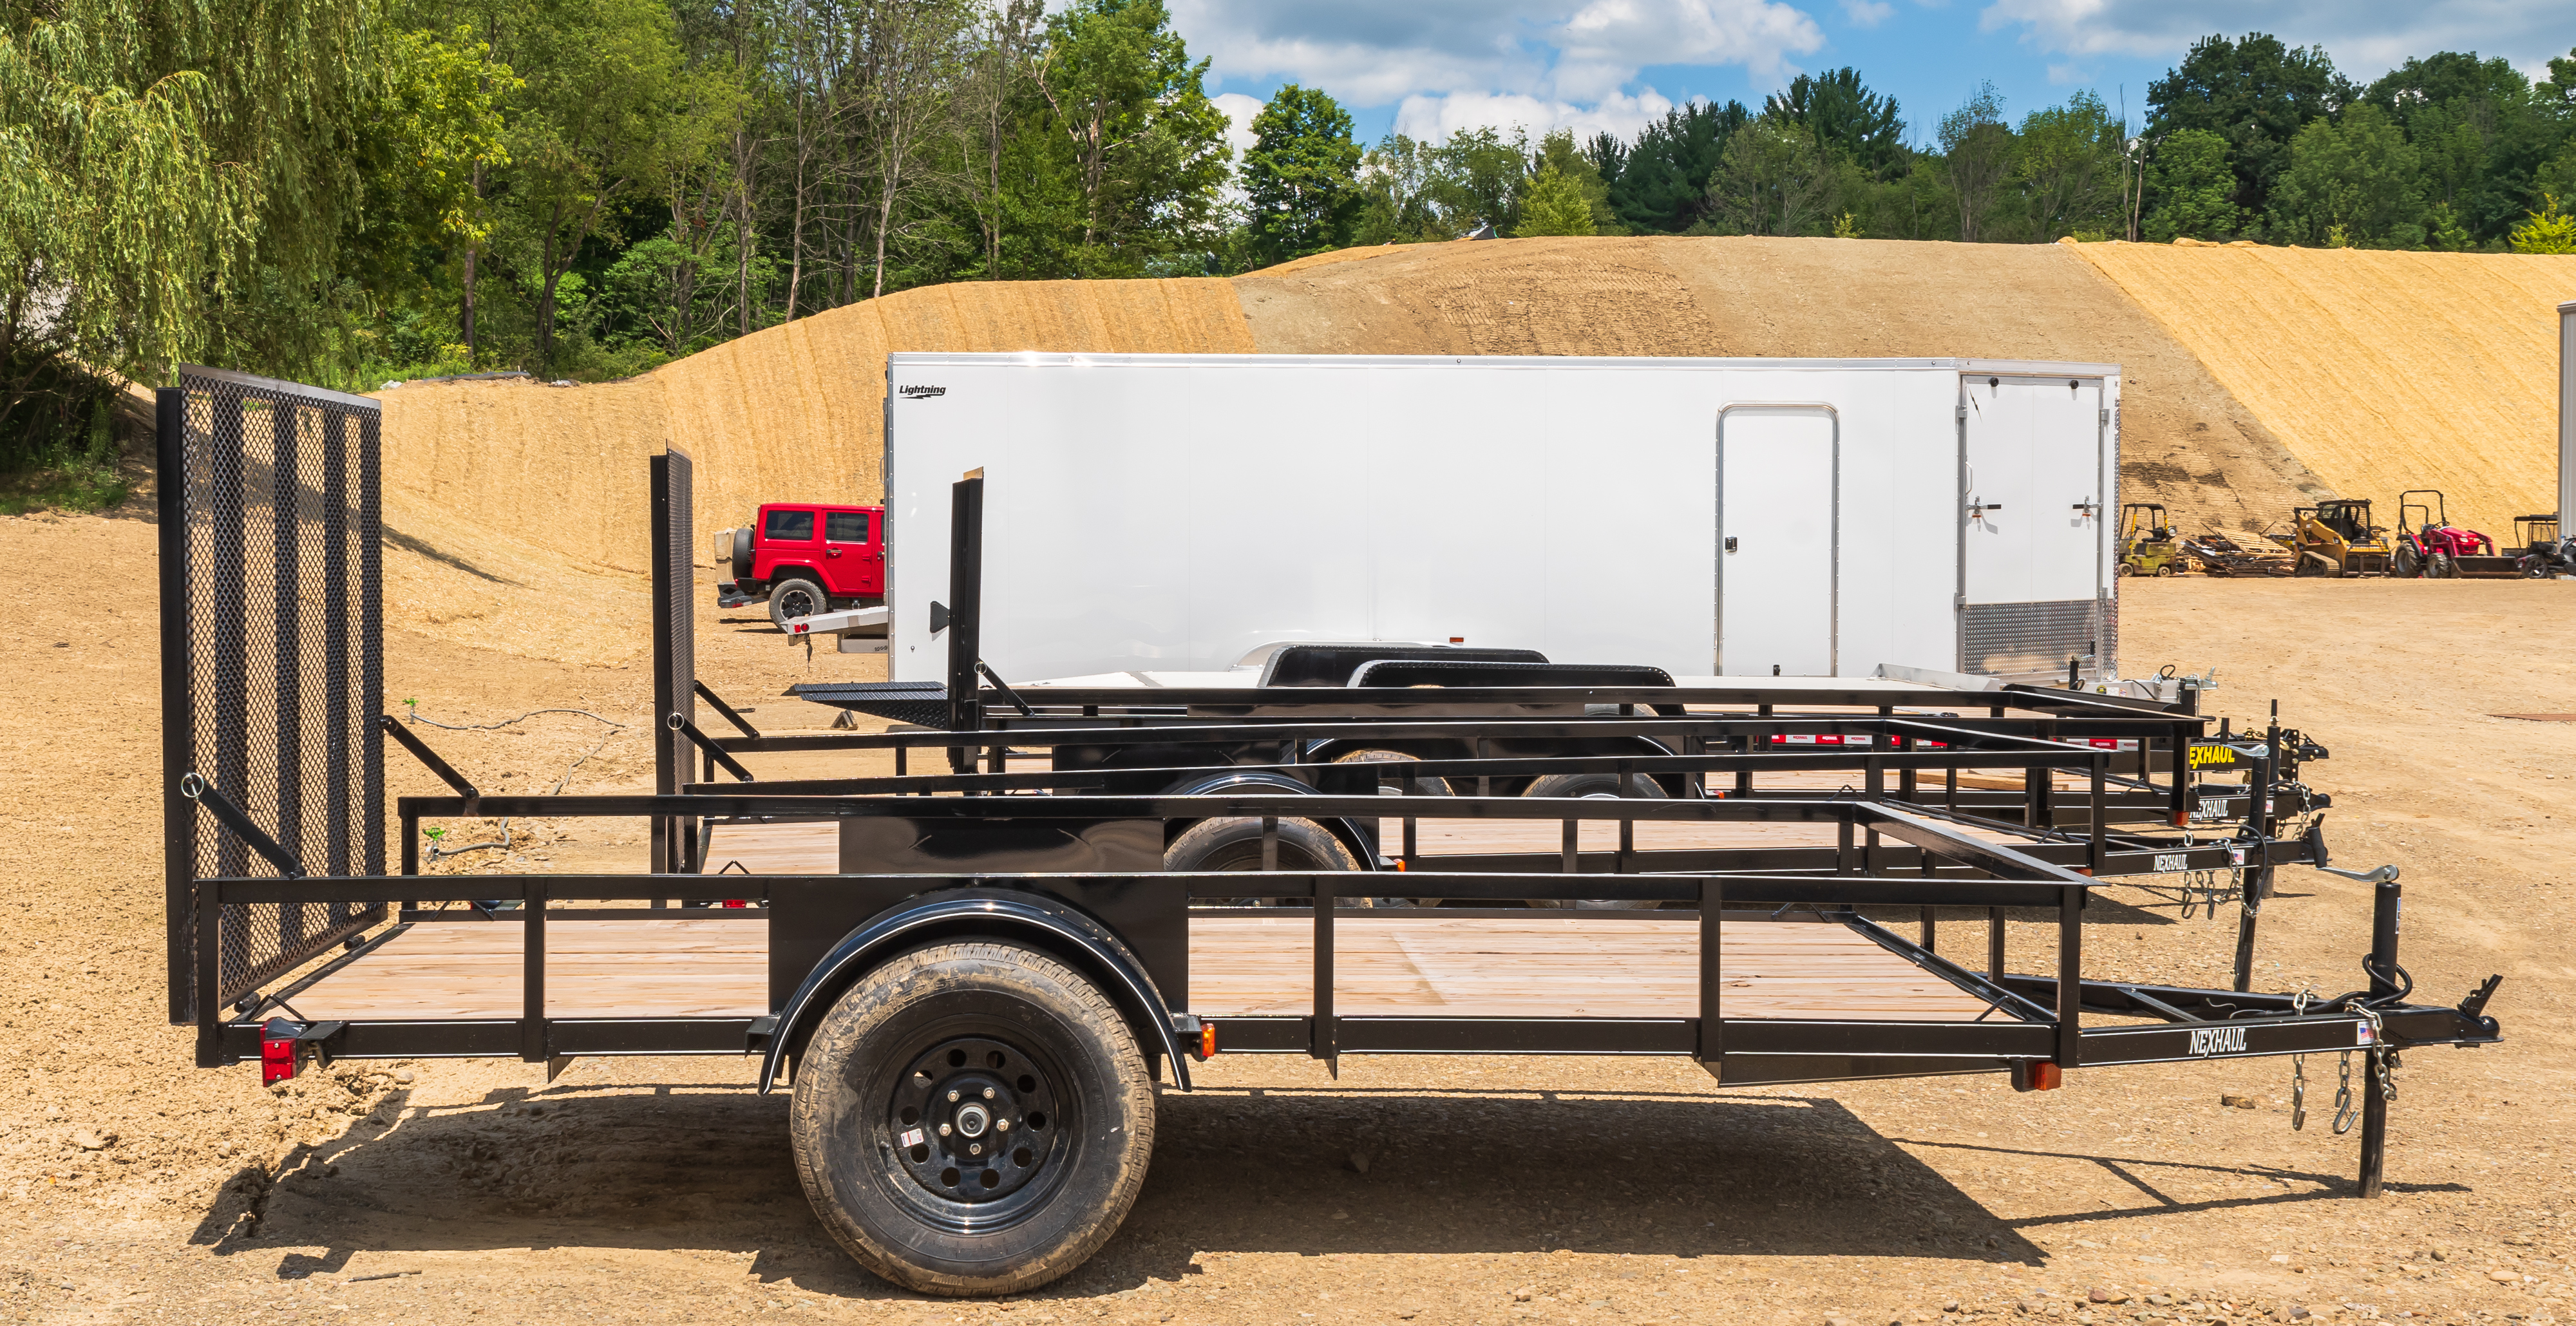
[876,353,2120,685]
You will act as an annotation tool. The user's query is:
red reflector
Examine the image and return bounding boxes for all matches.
[2013,1061,2063,1092]
[723,899,746,909]
[1198,1022,1217,1059]
[261,1030,298,1085]
[2171,811,2189,828]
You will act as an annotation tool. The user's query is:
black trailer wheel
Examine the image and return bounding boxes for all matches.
[1522,771,1665,909]
[1166,816,1358,875]
[770,576,828,630]
[789,942,1155,1298]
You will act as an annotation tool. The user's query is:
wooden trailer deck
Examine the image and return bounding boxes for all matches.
[284,913,1994,1025]
[696,806,2040,875]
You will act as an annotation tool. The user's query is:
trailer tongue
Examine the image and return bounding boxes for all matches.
[159,370,2505,1300]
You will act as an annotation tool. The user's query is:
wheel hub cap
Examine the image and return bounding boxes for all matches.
[889,1037,1056,1202]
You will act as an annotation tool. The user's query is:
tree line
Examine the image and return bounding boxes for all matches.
[7,0,2576,506]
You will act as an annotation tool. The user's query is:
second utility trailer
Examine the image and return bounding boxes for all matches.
[876,353,2123,686]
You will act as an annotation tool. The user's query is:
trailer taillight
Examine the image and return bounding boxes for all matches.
[261,1019,301,1085]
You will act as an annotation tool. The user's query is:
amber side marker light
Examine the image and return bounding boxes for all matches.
[2012,1062,2063,1092]
[1199,1021,1218,1060]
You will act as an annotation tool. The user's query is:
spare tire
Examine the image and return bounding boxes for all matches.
[732,526,755,582]
[771,576,828,630]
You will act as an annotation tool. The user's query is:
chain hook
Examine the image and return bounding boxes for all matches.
[2332,1052,2358,1135]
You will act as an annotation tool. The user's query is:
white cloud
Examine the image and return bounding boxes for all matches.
[1213,91,1264,165]
[1976,0,2571,79]
[1171,0,1823,111]
[1840,0,1896,24]
[1392,88,1681,142]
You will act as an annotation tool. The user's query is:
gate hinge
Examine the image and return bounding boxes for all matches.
[2099,408,2110,426]
[1956,405,1968,421]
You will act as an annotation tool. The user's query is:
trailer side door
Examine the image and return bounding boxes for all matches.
[1717,406,1837,676]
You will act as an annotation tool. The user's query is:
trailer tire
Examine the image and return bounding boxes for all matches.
[770,577,829,630]
[789,940,1153,1298]
[1165,815,1359,875]
[1521,772,1665,910]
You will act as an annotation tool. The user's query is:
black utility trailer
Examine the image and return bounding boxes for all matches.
[159,370,2504,1298]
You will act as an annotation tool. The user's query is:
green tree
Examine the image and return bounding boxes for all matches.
[1530,129,1618,232]
[1513,163,1595,236]
[2013,90,2123,240]
[2146,33,2351,225]
[1242,83,1360,265]
[1426,126,1529,236]
[1606,100,1747,232]
[2267,103,2426,248]
[491,0,684,368]
[1938,82,2014,242]
[1705,119,1834,236]
[2511,195,2576,253]
[1352,133,1444,242]
[1025,0,1231,276]
[2141,128,2240,240]
[1765,66,1907,180]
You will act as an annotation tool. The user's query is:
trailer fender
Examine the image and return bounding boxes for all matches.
[1158,770,1383,871]
[758,887,1190,1095]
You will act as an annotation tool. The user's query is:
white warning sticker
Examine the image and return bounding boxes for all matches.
[898,1128,925,1148]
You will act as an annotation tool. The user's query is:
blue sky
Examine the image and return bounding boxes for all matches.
[1171,1,2576,159]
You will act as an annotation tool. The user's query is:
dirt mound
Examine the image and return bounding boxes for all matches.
[1235,236,2328,537]
[372,278,1253,663]
[2074,242,2576,538]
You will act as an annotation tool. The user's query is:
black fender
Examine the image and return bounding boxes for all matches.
[758,887,1191,1094]
[1158,769,1383,871]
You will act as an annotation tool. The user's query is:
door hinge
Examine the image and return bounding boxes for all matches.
[2099,408,2110,426]
[1956,405,1968,421]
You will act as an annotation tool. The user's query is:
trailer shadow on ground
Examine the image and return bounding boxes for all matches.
[179,1077,2412,1302]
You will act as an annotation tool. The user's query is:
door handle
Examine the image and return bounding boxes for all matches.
[1967,502,2002,516]
[826,548,842,556]
[1724,536,1738,553]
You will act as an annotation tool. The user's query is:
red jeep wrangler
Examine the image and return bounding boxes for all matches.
[714,503,886,630]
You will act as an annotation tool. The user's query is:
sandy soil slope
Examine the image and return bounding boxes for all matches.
[5,493,2573,1323]
[2074,243,2576,539]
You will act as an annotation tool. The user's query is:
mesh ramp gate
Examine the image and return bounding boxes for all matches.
[158,366,385,1022]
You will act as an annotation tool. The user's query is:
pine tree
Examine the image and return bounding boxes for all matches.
[1513,164,1596,236]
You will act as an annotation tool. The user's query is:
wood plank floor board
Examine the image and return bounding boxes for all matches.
[287,914,1998,1027]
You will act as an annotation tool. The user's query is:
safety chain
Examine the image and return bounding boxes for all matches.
[2333,1053,2358,1135]
[2347,1001,2399,1106]
[2289,987,2313,1131]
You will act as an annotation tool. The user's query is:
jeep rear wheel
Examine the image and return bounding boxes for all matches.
[789,941,1154,1297]
[770,577,828,630]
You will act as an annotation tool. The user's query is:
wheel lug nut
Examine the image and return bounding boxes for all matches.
[947,1090,960,1103]
[938,1123,952,1137]
[997,1119,1010,1132]
[969,1143,982,1156]
[983,1087,995,1099]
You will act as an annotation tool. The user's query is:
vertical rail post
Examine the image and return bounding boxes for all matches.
[521,877,549,1063]
[2088,753,2108,875]
[157,388,195,1025]
[2231,748,2275,992]
[1562,819,1578,875]
[2055,885,2083,1069]
[1311,869,1336,1066]
[946,475,985,768]
[2358,876,2402,1198]
[1987,907,2005,981]
[1696,877,1724,1068]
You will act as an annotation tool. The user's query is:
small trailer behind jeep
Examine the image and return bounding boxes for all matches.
[156,368,2503,1299]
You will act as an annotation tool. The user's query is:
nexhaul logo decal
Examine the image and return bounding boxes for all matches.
[2186,1026,2249,1057]
[2186,743,2242,770]
[2079,738,2142,752]
[1768,734,1875,746]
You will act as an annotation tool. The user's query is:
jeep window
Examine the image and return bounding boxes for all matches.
[826,511,871,544]
[763,509,815,542]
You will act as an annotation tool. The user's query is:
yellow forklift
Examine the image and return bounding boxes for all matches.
[2116,503,2185,576]
[2270,498,2393,576]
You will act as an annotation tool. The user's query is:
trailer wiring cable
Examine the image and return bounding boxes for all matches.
[419,720,633,871]
[399,703,630,733]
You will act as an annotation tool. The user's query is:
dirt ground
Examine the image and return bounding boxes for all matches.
[6,502,2575,1325]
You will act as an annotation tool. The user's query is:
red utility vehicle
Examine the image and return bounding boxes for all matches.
[714,503,886,630]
